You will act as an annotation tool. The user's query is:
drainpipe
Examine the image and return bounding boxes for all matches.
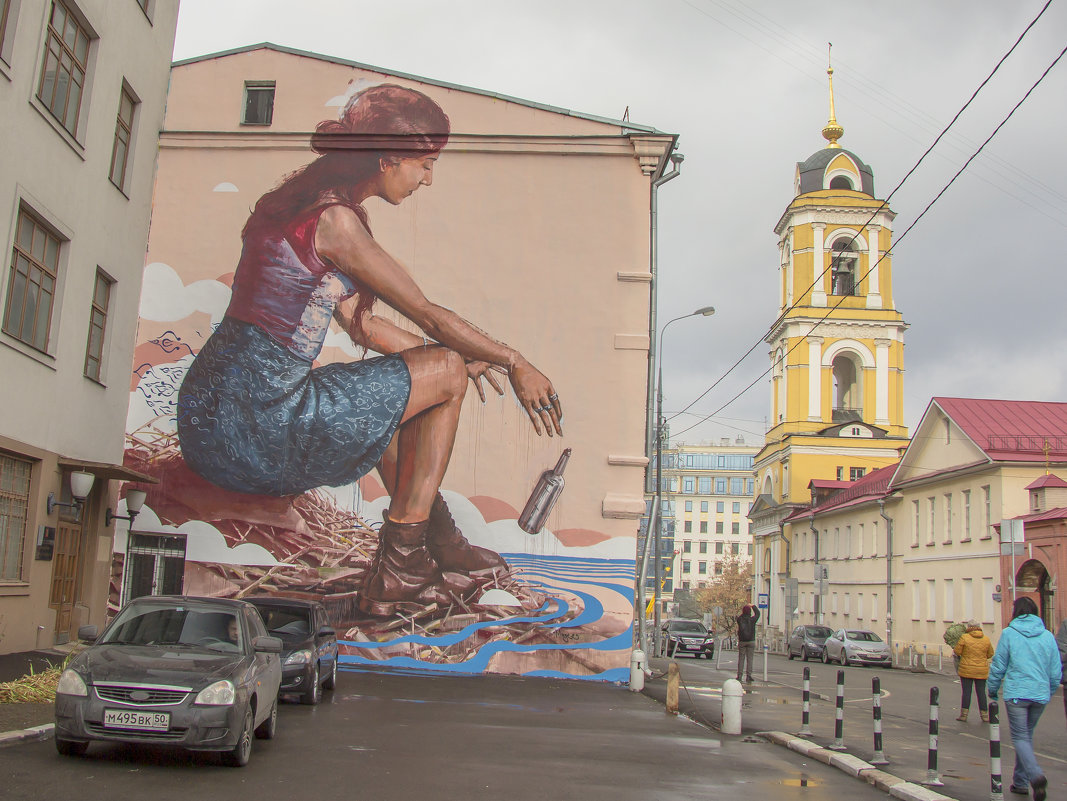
[644,152,683,492]
[810,514,821,624]
[878,498,894,659]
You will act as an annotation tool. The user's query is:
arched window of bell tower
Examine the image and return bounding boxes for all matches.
[830,238,858,296]
[829,175,853,190]
[831,353,863,423]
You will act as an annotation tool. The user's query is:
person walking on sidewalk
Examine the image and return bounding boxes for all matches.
[1056,618,1067,728]
[736,604,760,683]
[987,597,1062,801]
[953,620,993,722]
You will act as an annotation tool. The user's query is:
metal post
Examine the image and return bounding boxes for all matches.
[989,701,1003,801]
[871,676,888,765]
[715,634,723,669]
[829,669,846,750]
[939,646,943,673]
[799,666,813,735]
[923,686,944,786]
[762,636,768,684]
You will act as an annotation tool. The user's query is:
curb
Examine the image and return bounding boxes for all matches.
[757,731,958,801]
[0,723,54,749]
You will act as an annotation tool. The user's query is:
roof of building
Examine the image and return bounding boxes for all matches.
[1011,507,1067,524]
[933,397,1067,462]
[786,463,898,521]
[796,147,875,196]
[1025,473,1067,490]
[172,42,666,136]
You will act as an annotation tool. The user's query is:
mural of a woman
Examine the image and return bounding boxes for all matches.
[176,84,563,616]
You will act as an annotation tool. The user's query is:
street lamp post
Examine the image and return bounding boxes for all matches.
[650,305,715,656]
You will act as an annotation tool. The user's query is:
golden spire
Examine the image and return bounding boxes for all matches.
[822,42,844,148]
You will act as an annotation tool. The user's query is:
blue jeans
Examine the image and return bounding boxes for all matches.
[1003,698,1046,788]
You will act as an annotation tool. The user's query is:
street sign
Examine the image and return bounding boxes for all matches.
[992,592,1002,602]
[757,593,769,609]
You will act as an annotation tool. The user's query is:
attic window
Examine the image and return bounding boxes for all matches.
[829,175,853,190]
[243,81,275,126]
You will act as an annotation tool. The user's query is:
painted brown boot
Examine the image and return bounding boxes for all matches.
[427,493,508,575]
[358,516,456,616]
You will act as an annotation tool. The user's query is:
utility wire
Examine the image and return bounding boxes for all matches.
[671,39,1067,440]
[667,0,1055,425]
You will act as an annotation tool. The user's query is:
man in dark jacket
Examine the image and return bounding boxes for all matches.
[736,604,760,683]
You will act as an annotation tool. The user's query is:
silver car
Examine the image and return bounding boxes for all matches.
[822,628,891,666]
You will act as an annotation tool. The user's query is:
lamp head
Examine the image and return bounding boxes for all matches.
[694,306,716,317]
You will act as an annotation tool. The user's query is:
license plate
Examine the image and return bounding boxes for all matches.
[103,709,170,731]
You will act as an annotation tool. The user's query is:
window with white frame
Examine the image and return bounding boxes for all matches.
[962,489,972,540]
[982,577,994,623]
[843,592,851,616]
[0,453,32,580]
[981,486,992,538]
[912,580,920,620]
[943,578,954,621]
[962,578,973,621]
[856,592,863,619]
[845,525,852,559]
[927,497,936,545]
[943,493,953,543]
[912,500,920,547]
[870,520,878,557]
[870,592,878,622]
[831,592,838,614]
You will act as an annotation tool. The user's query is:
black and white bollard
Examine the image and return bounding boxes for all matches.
[923,686,944,786]
[799,666,813,735]
[871,676,889,765]
[829,669,846,751]
[989,701,1003,801]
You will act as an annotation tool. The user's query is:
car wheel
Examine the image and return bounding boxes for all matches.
[801,649,809,662]
[254,697,277,740]
[323,655,338,691]
[301,663,321,705]
[55,738,88,757]
[221,706,254,767]
[787,648,795,661]
[822,649,831,664]
[840,650,849,667]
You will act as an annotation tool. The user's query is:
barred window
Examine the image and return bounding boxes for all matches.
[84,270,112,381]
[0,454,32,581]
[37,1,91,137]
[109,87,136,190]
[4,208,61,352]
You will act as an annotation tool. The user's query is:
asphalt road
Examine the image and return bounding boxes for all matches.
[0,667,893,801]
[652,649,1067,801]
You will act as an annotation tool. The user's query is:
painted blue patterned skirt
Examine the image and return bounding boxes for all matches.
[176,318,411,496]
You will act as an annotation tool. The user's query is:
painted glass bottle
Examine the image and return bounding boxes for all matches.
[518,448,572,534]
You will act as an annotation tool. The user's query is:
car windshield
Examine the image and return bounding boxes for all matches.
[669,621,707,634]
[847,630,882,642]
[805,626,832,638]
[101,604,241,652]
[254,605,312,638]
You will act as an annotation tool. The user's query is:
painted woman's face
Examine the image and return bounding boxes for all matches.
[379,154,437,205]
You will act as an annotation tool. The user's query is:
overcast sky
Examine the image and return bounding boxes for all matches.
[172,0,1067,448]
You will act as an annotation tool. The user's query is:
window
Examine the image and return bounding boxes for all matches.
[0,0,15,65]
[870,593,878,622]
[943,578,954,621]
[731,522,740,535]
[699,541,707,554]
[683,521,691,533]
[681,561,690,574]
[927,497,936,545]
[714,562,723,575]
[857,523,865,558]
[844,525,851,558]
[0,453,32,580]
[684,500,692,512]
[943,493,953,543]
[912,500,920,547]
[730,543,739,555]
[732,502,741,514]
[698,477,711,495]
[682,541,691,553]
[716,501,724,513]
[684,477,695,494]
[830,238,857,296]
[4,208,61,352]
[243,81,275,125]
[700,501,708,513]
[747,544,752,555]
[869,521,877,557]
[836,466,844,481]
[927,579,937,622]
[84,270,112,381]
[829,175,853,190]
[699,521,707,534]
[37,1,91,137]
[856,593,863,619]
[715,521,723,534]
[109,87,137,190]
[714,478,727,495]
[698,561,707,575]
[714,542,723,554]
[912,580,921,620]
[961,490,971,540]
[962,577,974,620]
[729,478,745,495]
[850,467,865,481]
[981,486,992,539]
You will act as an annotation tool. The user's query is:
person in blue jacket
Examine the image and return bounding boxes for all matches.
[987,596,1062,801]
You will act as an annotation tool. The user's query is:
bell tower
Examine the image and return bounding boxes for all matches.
[750,52,911,634]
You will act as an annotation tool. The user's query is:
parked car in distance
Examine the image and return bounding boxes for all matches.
[822,628,891,666]
[787,624,833,662]
[246,597,338,705]
[661,618,714,658]
[54,595,283,767]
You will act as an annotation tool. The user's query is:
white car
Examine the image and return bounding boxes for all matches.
[822,628,891,666]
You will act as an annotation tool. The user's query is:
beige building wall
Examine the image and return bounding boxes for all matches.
[0,0,178,652]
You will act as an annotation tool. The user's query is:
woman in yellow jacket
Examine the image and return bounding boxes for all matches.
[954,620,995,722]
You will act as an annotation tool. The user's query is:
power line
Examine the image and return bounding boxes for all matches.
[672,39,1067,440]
[667,0,1056,426]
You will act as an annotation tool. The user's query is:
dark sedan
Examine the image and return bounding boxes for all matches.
[54,596,283,767]
[247,596,338,705]
[661,619,715,658]
[787,624,833,661]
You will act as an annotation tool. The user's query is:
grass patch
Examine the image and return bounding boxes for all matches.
[0,664,63,704]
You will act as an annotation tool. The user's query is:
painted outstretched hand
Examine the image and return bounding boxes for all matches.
[466,360,506,402]
[509,357,563,437]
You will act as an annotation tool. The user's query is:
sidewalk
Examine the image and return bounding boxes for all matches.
[642,650,1067,801]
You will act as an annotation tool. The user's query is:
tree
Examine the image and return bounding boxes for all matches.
[693,557,753,638]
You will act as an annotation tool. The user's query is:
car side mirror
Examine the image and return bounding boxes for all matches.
[318,626,336,638]
[78,624,98,643]
[253,635,283,654]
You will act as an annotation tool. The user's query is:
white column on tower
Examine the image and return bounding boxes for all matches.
[807,335,823,420]
[866,224,882,309]
[811,224,827,307]
[875,338,891,425]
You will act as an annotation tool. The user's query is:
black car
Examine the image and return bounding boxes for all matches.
[661,618,715,658]
[54,595,283,767]
[246,597,338,705]
[787,624,833,661]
